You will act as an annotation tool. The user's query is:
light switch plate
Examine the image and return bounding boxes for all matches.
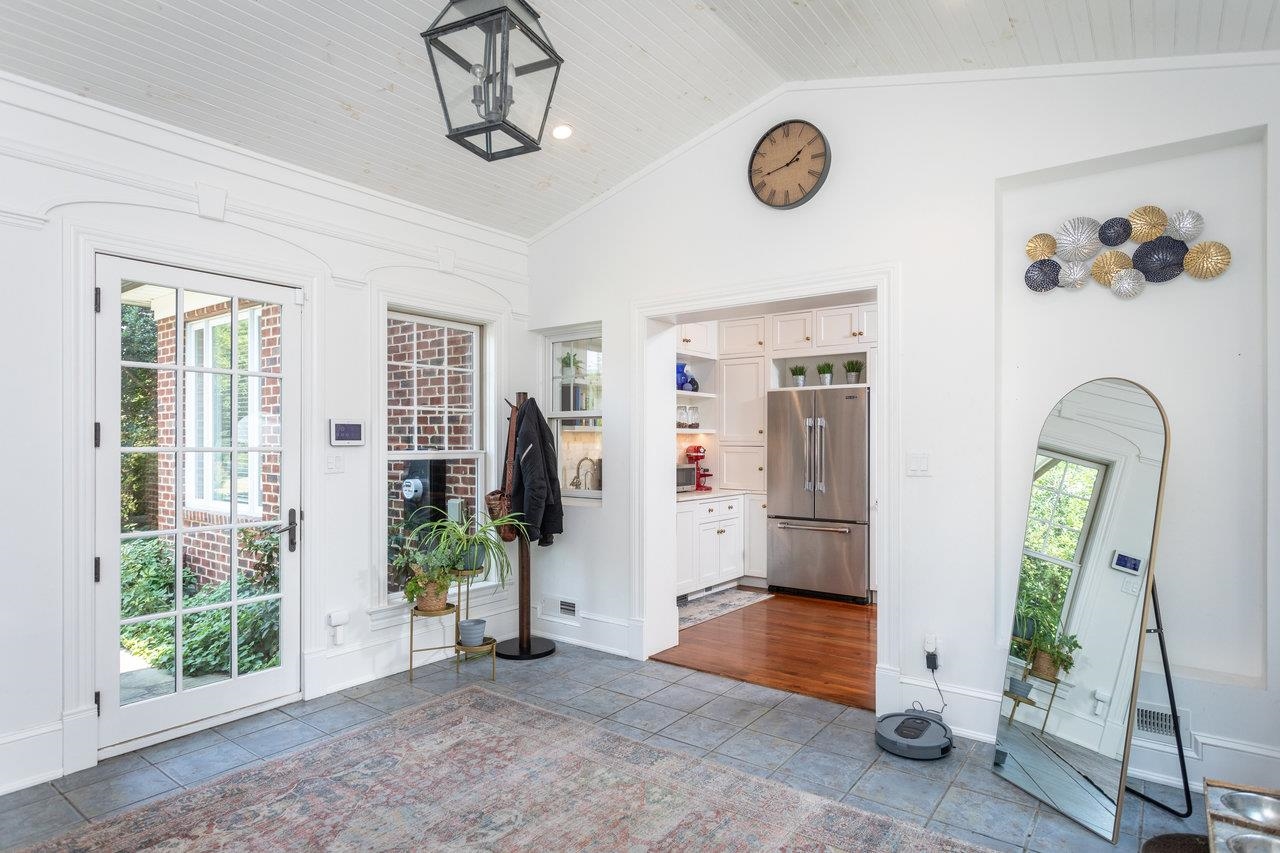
[325,455,345,474]
[906,451,931,477]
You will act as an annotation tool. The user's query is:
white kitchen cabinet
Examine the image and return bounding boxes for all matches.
[857,304,879,346]
[718,317,766,357]
[718,356,766,444]
[696,522,722,586]
[675,504,698,595]
[716,516,744,580]
[676,321,715,358]
[769,311,813,353]
[814,305,864,349]
[745,493,768,579]
[720,445,766,492]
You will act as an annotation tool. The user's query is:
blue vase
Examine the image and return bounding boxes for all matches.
[675,362,688,391]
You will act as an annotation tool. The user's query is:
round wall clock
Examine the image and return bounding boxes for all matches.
[748,119,830,209]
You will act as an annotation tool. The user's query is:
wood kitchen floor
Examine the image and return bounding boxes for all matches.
[652,590,876,710]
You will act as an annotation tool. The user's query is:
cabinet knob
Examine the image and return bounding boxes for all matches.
[717,528,725,535]
[757,429,764,434]
[757,466,764,472]
[682,338,691,344]
[805,336,811,341]
[728,504,734,510]
[757,340,763,346]
[762,504,767,509]
[707,507,713,513]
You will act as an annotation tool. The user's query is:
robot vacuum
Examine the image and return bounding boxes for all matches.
[875,708,954,760]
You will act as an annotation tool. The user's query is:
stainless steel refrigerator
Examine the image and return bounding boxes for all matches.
[766,387,869,600]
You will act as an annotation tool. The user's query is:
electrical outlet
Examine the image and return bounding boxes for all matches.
[923,634,937,653]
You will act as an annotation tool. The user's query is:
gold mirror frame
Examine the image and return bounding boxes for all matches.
[1000,377,1170,843]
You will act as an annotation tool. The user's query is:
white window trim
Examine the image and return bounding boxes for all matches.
[545,324,603,501]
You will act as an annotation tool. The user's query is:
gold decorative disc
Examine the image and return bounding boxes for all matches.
[1128,205,1168,243]
[1184,241,1231,279]
[1025,233,1057,261]
[1091,250,1133,286]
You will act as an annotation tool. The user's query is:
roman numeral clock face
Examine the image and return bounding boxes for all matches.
[748,120,830,209]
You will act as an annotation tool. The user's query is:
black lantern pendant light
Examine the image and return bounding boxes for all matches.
[421,0,564,161]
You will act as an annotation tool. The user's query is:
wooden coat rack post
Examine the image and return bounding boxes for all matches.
[496,391,557,660]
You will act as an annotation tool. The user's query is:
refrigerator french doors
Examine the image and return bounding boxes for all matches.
[766,387,870,600]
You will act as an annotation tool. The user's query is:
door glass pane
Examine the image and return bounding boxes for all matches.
[183,293,233,369]
[236,526,280,598]
[120,282,176,365]
[119,616,176,704]
[121,452,176,532]
[182,529,232,606]
[245,302,281,373]
[236,600,281,675]
[120,536,176,618]
[121,368,174,448]
[183,451,233,517]
[182,609,231,687]
[239,451,281,523]
[184,372,232,448]
[237,375,280,447]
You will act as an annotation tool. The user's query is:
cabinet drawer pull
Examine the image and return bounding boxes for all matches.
[682,337,691,344]
[707,507,714,513]
[727,504,734,510]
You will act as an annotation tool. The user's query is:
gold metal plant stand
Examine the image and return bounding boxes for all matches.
[407,570,496,683]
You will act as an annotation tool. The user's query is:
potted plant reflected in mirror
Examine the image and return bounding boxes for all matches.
[560,351,581,383]
[409,510,528,645]
[816,362,834,386]
[844,359,864,385]
[1029,627,1081,681]
[790,365,807,387]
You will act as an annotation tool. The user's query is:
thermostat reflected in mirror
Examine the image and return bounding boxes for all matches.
[402,478,424,500]
[1110,550,1143,575]
[329,419,365,446]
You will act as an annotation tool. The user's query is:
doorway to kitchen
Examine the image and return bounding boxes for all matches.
[632,268,896,712]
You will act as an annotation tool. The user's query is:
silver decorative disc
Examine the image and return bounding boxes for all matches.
[1166,209,1204,242]
[1059,261,1089,289]
[1110,268,1146,300]
[1055,217,1102,262]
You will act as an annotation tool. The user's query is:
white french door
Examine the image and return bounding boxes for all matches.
[94,255,303,748]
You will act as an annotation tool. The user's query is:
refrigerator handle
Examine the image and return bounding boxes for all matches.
[816,417,827,493]
[777,522,851,534]
[803,417,814,492]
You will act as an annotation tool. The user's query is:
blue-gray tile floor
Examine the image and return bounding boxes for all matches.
[0,644,1205,851]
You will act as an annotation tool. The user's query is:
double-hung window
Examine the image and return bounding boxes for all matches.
[1018,450,1105,644]
[384,312,482,594]
[546,330,603,499]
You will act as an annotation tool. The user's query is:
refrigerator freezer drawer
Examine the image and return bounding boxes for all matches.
[767,518,868,599]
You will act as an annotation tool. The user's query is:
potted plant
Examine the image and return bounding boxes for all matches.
[789,364,807,387]
[560,351,580,382]
[844,359,864,384]
[396,544,455,612]
[1029,627,1081,680]
[816,362,834,385]
[409,510,528,644]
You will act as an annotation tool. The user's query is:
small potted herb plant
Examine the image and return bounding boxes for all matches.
[1029,627,1081,680]
[816,362,834,385]
[844,359,864,385]
[789,364,808,387]
[560,351,580,383]
[396,543,455,612]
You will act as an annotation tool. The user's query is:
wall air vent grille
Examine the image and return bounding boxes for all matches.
[1134,702,1189,744]
[559,600,577,618]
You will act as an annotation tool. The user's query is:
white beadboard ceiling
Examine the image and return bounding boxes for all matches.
[0,1,1276,238]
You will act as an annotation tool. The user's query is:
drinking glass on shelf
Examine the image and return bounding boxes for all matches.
[688,406,701,429]
[677,405,689,429]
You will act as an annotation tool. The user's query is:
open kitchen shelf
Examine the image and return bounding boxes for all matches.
[675,428,716,435]
[676,390,717,399]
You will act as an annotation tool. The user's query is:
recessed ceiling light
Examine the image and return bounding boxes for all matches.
[551,124,574,140]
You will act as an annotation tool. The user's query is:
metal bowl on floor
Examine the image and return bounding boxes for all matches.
[1223,792,1280,829]
[1227,833,1280,853]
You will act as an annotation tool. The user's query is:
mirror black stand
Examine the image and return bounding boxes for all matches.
[1123,582,1193,818]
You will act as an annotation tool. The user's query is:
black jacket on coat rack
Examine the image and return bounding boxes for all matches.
[509,397,563,545]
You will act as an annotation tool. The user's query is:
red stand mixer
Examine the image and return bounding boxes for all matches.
[685,445,713,491]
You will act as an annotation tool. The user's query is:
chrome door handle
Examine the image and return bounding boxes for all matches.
[270,508,298,553]
[816,417,827,493]
[777,522,849,534]
[803,417,814,492]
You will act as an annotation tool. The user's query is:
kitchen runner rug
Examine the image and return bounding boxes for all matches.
[31,686,983,852]
[679,587,773,630]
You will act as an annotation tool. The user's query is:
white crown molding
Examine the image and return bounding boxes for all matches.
[0,208,48,229]
[331,275,367,290]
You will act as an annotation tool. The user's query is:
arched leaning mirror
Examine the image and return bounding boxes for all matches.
[994,378,1168,842]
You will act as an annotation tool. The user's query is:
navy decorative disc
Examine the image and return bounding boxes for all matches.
[1099,217,1132,247]
[1132,236,1188,283]
[1025,259,1061,292]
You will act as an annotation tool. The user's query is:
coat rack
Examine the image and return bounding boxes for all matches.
[496,391,557,661]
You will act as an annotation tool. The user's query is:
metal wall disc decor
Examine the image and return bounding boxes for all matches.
[1110,268,1146,299]
[1184,241,1232,279]
[1128,205,1168,243]
[1055,217,1102,262]
[1099,216,1132,246]
[1060,261,1089,289]
[1025,233,1057,261]
[1132,236,1188,283]
[1166,209,1204,242]
[1091,249,1133,286]
[1025,259,1061,292]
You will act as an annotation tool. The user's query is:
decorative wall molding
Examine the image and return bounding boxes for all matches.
[331,275,368,290]
[0,207,49,229]
[195,182,228,221]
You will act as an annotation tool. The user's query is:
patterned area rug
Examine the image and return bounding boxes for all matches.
[679,587,772,629]
[31,687,984,852]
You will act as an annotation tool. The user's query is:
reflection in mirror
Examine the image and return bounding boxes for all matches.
[995,378,1167,841]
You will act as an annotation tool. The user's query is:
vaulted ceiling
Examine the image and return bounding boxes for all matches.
[0,1,1276,238]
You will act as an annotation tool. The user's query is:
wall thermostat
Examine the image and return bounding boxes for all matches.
[329,420,365,446]
[1110,551,1143,575]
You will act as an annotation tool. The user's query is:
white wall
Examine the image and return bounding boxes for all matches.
[0,72,533,794]
[528,55,1280,786]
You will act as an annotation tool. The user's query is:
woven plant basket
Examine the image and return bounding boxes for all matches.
[1030,650,1058,680]
[415,586,449,612]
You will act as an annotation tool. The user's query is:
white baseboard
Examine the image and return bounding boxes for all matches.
[896,672,1003,744]
[0,720,64,796]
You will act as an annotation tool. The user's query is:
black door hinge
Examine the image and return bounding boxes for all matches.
[94,287,101,313]
[94,422,101,447]
[94,691,101,716]
[94,557,101,583]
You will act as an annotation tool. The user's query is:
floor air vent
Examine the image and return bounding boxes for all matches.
[1135,702,1190,744]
